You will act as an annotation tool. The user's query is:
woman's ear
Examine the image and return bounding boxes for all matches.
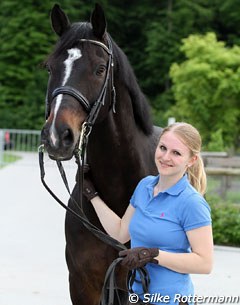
[188,155,198,167]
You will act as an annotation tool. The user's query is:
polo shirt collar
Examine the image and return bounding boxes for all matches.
[147,174,189,196]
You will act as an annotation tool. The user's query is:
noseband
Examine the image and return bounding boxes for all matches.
[46,35,116,126]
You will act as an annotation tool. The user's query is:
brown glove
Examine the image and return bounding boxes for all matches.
[83,176,98,200]
[119,247,159,269]
[82,164,98,201]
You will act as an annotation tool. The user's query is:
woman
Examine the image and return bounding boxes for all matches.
[83,122,213,305]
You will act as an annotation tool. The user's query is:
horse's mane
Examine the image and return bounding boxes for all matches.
[111,39,153,135]
[48,22,153,135]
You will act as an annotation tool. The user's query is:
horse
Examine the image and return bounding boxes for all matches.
[41,3,161,305]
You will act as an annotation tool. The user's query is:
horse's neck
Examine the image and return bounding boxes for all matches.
[86,92,159,215]
[88,107,156,174]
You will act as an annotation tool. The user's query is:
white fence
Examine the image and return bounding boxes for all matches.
[0,129,76,169]
[0,129,41,167]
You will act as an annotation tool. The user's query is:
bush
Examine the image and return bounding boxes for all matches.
[168,32,240,151]
[207,194,240,246]
[206,129,225,152]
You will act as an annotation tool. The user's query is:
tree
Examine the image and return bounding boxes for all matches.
[210,0,240,46]
[2,1,240,131]
[0,0,58,129]
[142,0,215,125]
[0,0,128,129]
[168,32,240,151]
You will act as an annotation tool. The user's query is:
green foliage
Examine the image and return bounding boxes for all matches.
[0,0,149,129]
[206,129,225,151]
[142,0,214,116]
[168,32,240,150]
[0,0,102,129]
[211,0,240,46]
[0,0,57,129]
[2,1,240,133]
[207,194,240,246]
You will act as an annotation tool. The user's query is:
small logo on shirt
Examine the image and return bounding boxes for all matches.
[160,212,165,218]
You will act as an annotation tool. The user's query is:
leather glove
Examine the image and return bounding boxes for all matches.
[83,176,98,201]
[119,247,159,269]
[82,164,98,201]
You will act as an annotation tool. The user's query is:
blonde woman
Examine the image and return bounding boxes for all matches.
[84,122,213,305]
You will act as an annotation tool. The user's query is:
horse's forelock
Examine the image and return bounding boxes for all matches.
[49,22,92,59]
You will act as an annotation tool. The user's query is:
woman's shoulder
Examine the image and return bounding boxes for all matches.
[140,175,157,183]
[136,175,159,189]
[176,180,210,210]
[130,175,157,208]
[180,183,211,212]
[177,184,211,230]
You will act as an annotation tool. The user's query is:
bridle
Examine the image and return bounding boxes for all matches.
[39,34,150,305]
[39,33,124,247]
[45,35,116,125]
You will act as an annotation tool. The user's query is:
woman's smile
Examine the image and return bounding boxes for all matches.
[160,161,173,168]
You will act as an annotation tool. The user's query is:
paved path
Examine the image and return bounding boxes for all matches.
[0,153,73,305]
[0,153,239,304]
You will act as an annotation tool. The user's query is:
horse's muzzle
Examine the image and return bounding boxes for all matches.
[41,124,77,161]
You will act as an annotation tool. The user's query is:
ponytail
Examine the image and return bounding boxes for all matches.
[187,155,207,195]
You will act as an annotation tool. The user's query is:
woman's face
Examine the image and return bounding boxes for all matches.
[155,130,197,179]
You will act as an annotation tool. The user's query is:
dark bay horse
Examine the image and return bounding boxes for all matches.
[41,3,161,305]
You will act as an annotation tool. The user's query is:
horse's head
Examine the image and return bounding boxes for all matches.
[41,4,114,160]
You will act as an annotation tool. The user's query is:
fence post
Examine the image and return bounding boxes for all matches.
[0,129,4,166]
[168,117,176,125]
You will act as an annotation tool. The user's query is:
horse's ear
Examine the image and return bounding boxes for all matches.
[91,3,107,39]
[51,4,70,36]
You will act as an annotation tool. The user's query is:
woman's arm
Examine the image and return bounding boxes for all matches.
[155,225,213,274]
[91,196,135,244]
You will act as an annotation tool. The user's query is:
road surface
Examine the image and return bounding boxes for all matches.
[0,153,239,304]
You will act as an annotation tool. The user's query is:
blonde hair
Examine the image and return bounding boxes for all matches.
[160,122,207,195]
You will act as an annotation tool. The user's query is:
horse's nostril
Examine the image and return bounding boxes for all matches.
[62,129,74,147]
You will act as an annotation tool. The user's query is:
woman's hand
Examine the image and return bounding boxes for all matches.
[81,164,98,201]
[119,247,159,269]
[83,175,98,200]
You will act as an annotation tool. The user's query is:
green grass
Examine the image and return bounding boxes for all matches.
[0,153,22,169]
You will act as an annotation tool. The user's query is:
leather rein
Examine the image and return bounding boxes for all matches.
[38,34,150,304]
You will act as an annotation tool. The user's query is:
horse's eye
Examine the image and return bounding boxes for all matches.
[96,64,106,76]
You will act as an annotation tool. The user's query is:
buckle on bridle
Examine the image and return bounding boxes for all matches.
[38,144,45,153]
[76,122,92,157]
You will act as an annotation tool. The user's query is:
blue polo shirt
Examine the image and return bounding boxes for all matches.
[129,174,211,305]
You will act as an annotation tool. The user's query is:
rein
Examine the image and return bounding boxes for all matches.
[38,143,126,252]
[40,34,150,305]
[38,127,150,305]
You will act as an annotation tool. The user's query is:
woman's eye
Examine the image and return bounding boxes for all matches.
[173,151,181,156]
[160,145,166,151]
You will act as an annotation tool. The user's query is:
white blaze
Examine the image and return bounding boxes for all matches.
[50,48,82,146]
[62,48,82,86]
